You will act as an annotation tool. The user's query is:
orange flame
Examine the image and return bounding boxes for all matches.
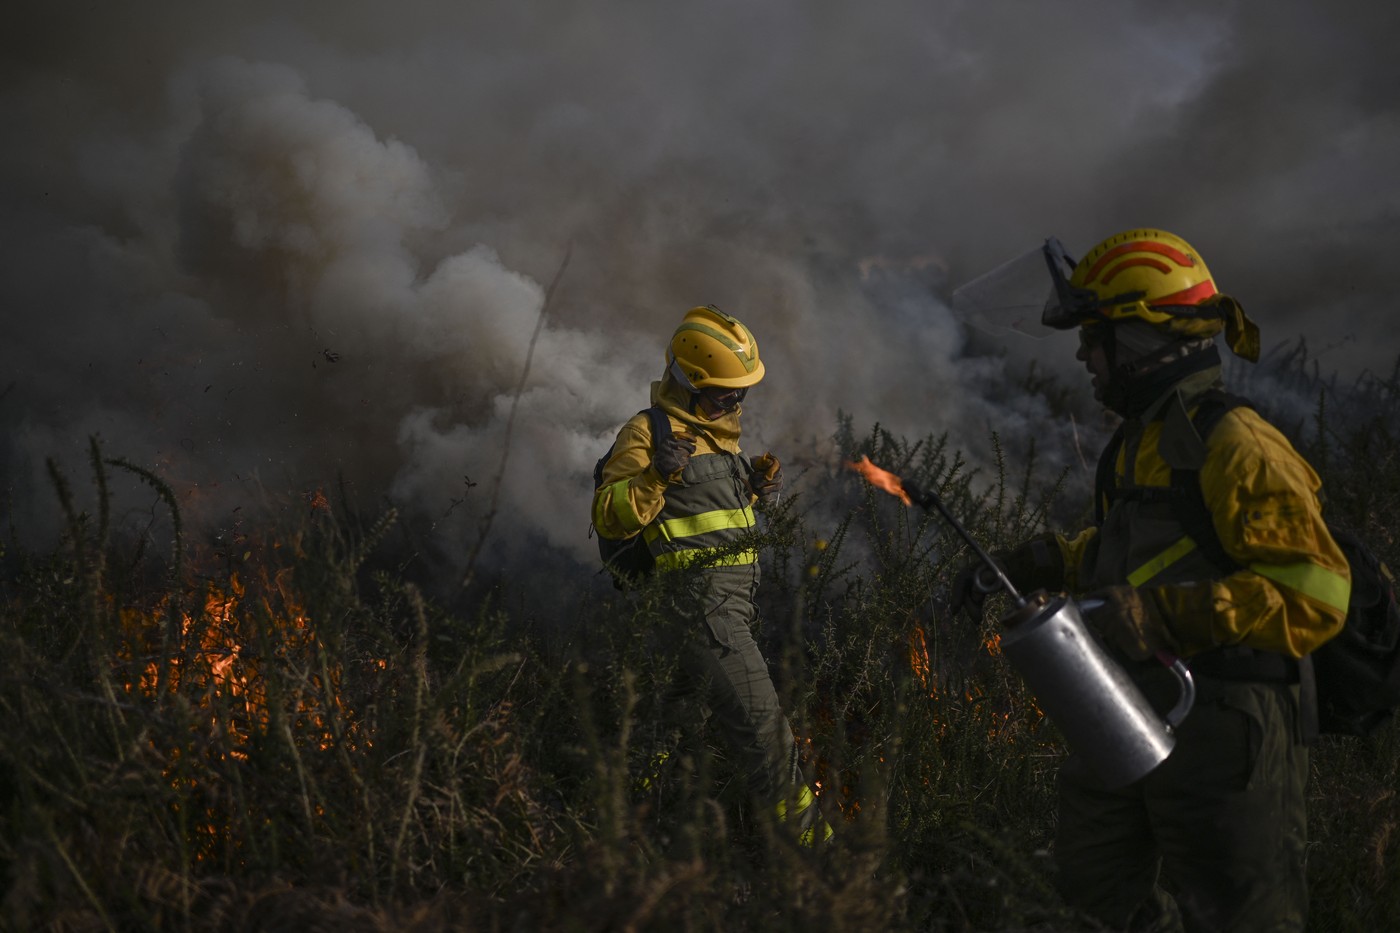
[909,626,933,691]
[118,547,377,759]
[846,455,912,506]
[307,487,331,512]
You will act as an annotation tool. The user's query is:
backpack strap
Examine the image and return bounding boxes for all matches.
[644,406,672,451]
[1094,422,1205,523]
[593,406,673,491]
[1095,390,1252,562]
[1094,424,1127,526]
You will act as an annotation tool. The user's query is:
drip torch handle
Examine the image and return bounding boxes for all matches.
[905,480,1026,608]
[1157,650,1196,731]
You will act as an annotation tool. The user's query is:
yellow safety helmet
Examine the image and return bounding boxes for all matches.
[1042,229,1260,361]
[666,305,766,390]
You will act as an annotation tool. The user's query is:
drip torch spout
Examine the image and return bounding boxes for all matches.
[903,481,1027,609]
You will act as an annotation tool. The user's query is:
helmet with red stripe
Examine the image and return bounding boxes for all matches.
[1043,228,1260,361]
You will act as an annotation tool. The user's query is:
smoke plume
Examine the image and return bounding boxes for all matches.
[3,1,1398,579]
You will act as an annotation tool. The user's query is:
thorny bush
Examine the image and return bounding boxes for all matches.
[2,348,1400,931]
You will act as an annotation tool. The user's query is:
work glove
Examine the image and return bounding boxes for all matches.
[951,532,1066,620]
[748,452,783,504]
[653,433,696,478]
[1080,585,1181,662]
[950,559,1007,620]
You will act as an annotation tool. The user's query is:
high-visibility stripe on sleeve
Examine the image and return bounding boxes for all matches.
[1250,561,1352,614]
[1127,537,1199,587]
[598,477,643,533]
[649,505,755,543]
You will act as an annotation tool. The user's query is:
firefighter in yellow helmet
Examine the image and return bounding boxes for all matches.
[957,229,1349,929]
[591,305,831,846]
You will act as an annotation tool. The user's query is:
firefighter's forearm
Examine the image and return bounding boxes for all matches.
[1149,569,1347,658]
[592,466,668,538]
[594,419,670,538]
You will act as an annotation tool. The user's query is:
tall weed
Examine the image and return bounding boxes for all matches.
[3,348,1399,930]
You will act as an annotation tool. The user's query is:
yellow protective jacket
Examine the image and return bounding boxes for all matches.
[1059,372,1349,659]
[591,373,759,572]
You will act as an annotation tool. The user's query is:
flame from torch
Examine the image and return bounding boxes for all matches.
[845,455,1026,607]
[846,455,912,506]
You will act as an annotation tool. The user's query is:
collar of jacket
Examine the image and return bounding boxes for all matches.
[1107,345,1223,418]
[1136,363,1226,425]
[650,374,743,453]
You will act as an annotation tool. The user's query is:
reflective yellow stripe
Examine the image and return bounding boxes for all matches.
[652,547,758,572]
[774,784,816,822]
[775,785,833,846]
[1250,561,1352,613]
[798,820,835,846]
[1127,537,1199,587]
[650,506,755,543]
[673,321,761,373]
[600,478,643,533]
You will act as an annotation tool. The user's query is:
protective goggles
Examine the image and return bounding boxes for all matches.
[698,385,748,409]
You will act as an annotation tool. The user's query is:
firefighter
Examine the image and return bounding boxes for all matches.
[956,229,1350,931]
[591,304,831,846]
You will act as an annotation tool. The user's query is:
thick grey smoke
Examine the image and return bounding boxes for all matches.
[3,1,1398,573]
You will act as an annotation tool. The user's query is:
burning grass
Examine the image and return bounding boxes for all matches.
[3,368,1400,930]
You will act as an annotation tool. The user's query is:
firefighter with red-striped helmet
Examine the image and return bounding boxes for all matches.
[1042,228,1261,415]
[965,229,1349,929]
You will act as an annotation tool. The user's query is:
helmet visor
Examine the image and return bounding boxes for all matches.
[950,243,1061,340]
[1040,237,1091,330]
[1042,236,1151,329]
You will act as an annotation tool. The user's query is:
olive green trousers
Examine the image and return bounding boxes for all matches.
[672,566,798,804]
[1055,678,1309,932]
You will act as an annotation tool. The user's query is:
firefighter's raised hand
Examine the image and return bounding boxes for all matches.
[749,452,783,504]
[653,433,696,479]
[1081,585,1180,661]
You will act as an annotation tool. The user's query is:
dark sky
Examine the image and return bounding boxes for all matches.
[4,0,1398,566]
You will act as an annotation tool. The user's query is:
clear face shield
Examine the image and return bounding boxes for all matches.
[951,238,1143,337]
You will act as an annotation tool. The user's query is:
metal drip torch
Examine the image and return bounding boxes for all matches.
[904,479,1196,789]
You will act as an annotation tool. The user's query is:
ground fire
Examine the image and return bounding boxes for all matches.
[118,540,375,758]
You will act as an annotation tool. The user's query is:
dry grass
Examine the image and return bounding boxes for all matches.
[2,354,1398,931]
